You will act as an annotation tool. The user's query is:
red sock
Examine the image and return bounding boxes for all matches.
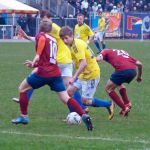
[109,91,125,110]
[20,92,29,115]
[119,88,130,105]
[67,98,85,116]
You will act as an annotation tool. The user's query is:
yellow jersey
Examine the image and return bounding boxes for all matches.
[49,23,72,64]
[70,39,100,80]
[98,17,105,32]
[74,23,94,42]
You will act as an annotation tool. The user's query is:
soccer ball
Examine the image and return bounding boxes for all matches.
[66,112,82,125]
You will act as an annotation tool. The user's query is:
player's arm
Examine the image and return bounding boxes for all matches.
[73,59,87,80]
[24,36,46,68]
[96,53,103,61]
[19,28,35,42]
[135,60,142,82]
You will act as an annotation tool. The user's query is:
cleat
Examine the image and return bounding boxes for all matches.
[119,106,130,117]
[84,108,89,114]
[82,114,93,131]
[107,102,115,120]
[125,102,132,110]
[12,97,19,103]
[12,116,29,125]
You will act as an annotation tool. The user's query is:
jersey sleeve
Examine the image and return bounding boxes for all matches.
[36,35,46,55]
[87,26,94,36]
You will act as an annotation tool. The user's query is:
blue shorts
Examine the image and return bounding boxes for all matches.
[27,73,66,92]
[110,69,137,85]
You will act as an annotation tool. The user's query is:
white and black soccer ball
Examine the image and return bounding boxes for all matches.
[66,112,82,125]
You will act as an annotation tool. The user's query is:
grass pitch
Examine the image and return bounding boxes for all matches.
[0,41,150,150]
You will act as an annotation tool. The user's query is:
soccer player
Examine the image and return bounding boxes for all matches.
[60,26,114,120]
[14,10,88,113]
[96,48,142,116]
[74,13,101,51]
[74,13,94,43]
[94,10,106,53]
[12,21,93,131]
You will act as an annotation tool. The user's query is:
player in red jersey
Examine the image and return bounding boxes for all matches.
[12,21,93,131]
[96,48,142,116]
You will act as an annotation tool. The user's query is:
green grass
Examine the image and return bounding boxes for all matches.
[0,41,150,150]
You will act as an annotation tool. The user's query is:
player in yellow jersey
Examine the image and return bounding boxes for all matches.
[74,13,102,53]
[74,13,94,43]
[60,26,114,120]
[94,10,106,53]
[13,11,88,113]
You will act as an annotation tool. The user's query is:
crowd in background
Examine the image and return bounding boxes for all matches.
[67,0,150,17]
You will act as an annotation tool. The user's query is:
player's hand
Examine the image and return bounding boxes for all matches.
[24,60,34,68]
[136,77,142,82]
[69,77,75,85]
[18,28,27,38]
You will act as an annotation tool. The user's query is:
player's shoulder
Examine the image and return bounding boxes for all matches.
[45,33,57,43]
[75,38,86,45]
[52,23,61,31]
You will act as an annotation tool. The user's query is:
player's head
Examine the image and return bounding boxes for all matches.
[39,20,52,33]
[40,10,52,22]
[77,13,85,26]
[59,26,73,46]
[98,10,103,18]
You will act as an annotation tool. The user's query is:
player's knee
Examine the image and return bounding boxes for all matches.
[67,89,74,97]
[82,98,91,106]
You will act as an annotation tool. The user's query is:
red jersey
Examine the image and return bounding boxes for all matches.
[35,32,61,77]
[101,49,137,72]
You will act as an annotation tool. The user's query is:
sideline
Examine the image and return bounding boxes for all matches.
[0,130,150,144]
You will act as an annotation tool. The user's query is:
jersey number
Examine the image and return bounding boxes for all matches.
[50,41,57,64]
[113,49,129,58]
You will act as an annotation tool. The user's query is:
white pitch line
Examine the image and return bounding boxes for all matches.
[0,130,150,144]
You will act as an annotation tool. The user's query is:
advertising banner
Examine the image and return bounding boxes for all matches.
[124,13,150,39]
[91,13,122,37]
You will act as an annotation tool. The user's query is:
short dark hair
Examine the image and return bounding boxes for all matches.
[40,10,52,19]
[59,26,73,38]
[40,21,52,33]
[77,13,84,18]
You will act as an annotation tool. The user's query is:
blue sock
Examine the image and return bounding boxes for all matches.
[92,97,111,108]
[94,41,101,52]
[68,91,87,112]
[27,89,34,102]
[102,43,106,49]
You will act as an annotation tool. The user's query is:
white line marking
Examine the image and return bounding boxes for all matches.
[0,130,150,144]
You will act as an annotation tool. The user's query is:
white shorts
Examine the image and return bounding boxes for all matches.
[94,31,105,42]
[73,77,100,99]
[58,63,73,77]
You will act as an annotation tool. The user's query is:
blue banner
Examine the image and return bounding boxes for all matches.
[124,13,150,39]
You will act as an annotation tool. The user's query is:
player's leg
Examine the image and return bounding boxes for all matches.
[50,76,93,130]
[118,85,131,107]
[12,68,38,103]
[12,78,32,124]
[105,79,129,116]
[94,32,101,53]
[99,32,106,50]
[12,73,45,124]
[59,63,88,112]
[79,78,114,120]
[117,69,137,110]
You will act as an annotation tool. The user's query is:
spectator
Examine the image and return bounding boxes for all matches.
[111,6,118,13]
[17,14,27,32]
[81,0,89,16]
[92,2,98,16]
[27,14,37,36]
